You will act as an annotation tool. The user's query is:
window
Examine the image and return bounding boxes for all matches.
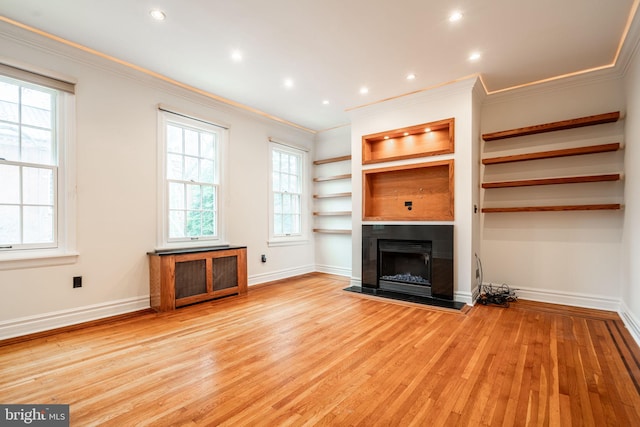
[158,109,226,248]
[269,141,307,245]
[0,64,76,265]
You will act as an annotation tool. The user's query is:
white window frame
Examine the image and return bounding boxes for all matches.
[0,69,77,270]
[157,108,228,250]
[268,140,309,246]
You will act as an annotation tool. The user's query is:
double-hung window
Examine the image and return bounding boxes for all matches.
[158,109,226,248]
[269,141,307,245]
[0,64,75,265]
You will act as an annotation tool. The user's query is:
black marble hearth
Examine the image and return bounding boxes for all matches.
[361,224,455,301]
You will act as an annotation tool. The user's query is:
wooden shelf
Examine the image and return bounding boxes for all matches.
[313,211,351,216]
[482,204,622,213]
[313,192,352,199]
[482,143,620,165]
[313,174,351,182]
[313,155,351,165]
[362,118,454,164]
[482,173,621,189]
[313,228,352,234]
[482,111,620,141]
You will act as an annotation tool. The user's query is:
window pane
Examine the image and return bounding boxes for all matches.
[184,129,199,156]
[23,205,54,243]
[272,171,280,191]
[274,214,282,235]
[0,205,20,244]
[272,151,280,172]
[280,153,290,173]
[289,155,298,174]
[186,210,201,237]
[184,156,198,181]
[283,193,291,213]
[202,186,214,210]
[291,195,300,214]
[21,89,52,130]
[200,159,214,183]
[289,174,299,193]
[169,182,185,209]
[201,133,214,159]
[0,82,19,123]
[283,214,293,234]
[22,167,53,205]
[274,193,282,213]
[0,123,20,161]
[0,164,20,204]
[202,210,214,236]
[169,210,185,238]
[167,125,183,153]
[186,184,201,210]
[167,154,183,180]
[292,214,301,233]
[22,126,53,165]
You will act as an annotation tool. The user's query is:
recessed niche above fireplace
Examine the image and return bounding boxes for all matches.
[362,225,454,301]
[362,160,454,221]
[362,117,454,164]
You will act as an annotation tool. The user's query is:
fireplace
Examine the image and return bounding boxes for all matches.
[362,225,454,300]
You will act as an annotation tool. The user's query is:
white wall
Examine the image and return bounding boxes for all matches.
[480,75,626,310]
[622,37,640,341]
[349,77,480,303]
[313,125,352,277]
[0,22,314,338]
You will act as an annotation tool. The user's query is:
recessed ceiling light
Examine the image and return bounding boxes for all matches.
[284,78,294,89]
[449,11,463,22]
[406,73,416,81]
[322,100,330,105]
[150,9,166,21]
[359,86,369,95]
[231,50,243,62]
[469,51,481,61]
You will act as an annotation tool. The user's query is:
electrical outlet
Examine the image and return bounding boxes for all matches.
[73,276,82,288]
[261,254,267,263]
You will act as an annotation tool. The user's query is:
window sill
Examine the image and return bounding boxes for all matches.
[267,238,309,248]
[0,249,79,270]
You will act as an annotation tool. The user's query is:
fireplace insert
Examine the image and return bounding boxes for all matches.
[362,225,453,300]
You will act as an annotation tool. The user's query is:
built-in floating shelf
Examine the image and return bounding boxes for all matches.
[482,173,621,189]
[313,228,352,234]
[313,155,352,165]
[482,111,620,141]
[313,211,351,216]
[313,174,351,182]
[482,204,622,213]
[482,143,621,165]
[313,192,352,199]
[481,111,624,215]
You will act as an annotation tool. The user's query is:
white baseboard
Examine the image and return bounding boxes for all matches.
[512,285,620,312]
[314,264,351,277]
[0,296,150,341]
[454,291,474,305]
[248,264,315,286]
[619,302,640,348]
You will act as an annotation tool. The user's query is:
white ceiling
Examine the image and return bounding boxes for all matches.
[0,0,637,132]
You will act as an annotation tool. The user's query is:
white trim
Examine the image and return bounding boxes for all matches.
[454,290,474,305]
[0,296,150,340]
[0,250,78,270]
[510,285,620,312]
[314,264,352,277]
[620,302,640,348]
[248,264,315,286]
[267,239,309,247]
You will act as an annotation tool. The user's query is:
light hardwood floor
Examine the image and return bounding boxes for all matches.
[1,273,639,426]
